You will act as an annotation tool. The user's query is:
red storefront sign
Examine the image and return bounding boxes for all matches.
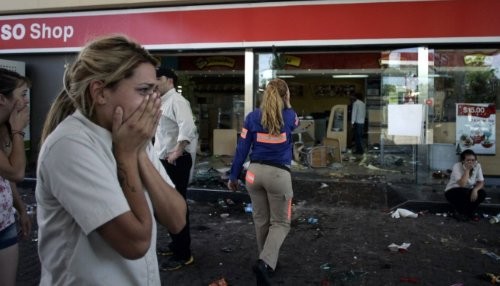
[1,0,500,53]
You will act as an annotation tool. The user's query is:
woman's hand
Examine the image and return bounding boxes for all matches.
[9,100,29,132]
[18,210,32,240]
[463,162,474,171]
[227,180,239,191]
[470,189,479,202]
[112,93,161,155]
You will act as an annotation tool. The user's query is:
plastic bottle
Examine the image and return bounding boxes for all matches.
[489,214,500,224]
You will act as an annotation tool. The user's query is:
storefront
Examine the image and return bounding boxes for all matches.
[1,0,499,181]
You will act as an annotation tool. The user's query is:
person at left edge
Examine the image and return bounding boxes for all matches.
[36,35,187,286]
[0,68,32,286]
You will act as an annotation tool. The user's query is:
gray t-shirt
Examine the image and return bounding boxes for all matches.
[36,110,172,286]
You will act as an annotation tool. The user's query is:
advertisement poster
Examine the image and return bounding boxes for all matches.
[456,103,496,155]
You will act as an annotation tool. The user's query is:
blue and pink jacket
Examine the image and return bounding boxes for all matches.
[229,108,299,181]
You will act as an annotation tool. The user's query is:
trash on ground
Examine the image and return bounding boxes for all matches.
[319,183,329,189]
[307,217,319,224]
[483,250,500,262]
[220,246,233,253]
[432,170,449,179]
[218,198,228,210]
[215,167,230,174]
[489,213,500,224]
[321,266,367,286]
[366,164,399,173]
[330,270,368,285]
[477,273,500,284]
[388,242,411,252]
[244,203,253,213]
[391,208,418,219]
[329,162,343,170]
[208,277,228,286]
[320,262,333,271]
[220,213,229,218]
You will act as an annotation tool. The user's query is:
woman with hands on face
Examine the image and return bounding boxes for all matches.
[444,149,486,221]
[0,68,32,286]
[36,35,186,286]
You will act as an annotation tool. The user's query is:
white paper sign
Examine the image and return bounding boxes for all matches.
[388,104,423,137]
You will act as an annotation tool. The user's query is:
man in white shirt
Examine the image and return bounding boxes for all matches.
[350,93,366,154]
[154,68,198,271]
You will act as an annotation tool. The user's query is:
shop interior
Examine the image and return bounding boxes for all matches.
[154,48,499,187]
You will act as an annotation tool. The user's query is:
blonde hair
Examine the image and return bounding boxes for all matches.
[40,35,158,144]
[260,78,288,136]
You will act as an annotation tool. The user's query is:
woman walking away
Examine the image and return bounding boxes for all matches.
[227,78,299,286]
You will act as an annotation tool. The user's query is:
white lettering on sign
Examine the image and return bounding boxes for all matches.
[1,24,26,40]
[30,23,74,42]
[1,23,74,42]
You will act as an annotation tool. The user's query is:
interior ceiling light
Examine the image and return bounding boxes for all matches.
[277,75,295,78]
[332,74,368,78]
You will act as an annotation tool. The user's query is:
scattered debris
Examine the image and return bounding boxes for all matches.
[244,203,253,213]
[432,170,449,179]
[489,213,500,224]
[220,247,233,253]
[482,250,500,262]
[319,262,367,286]
[366,164,399,173]
[307,217,319,224]
[388,242,411,252]
[218,198,229,210]
[477,273,500,284]
[209,277,228,286]
[391,208,418,219]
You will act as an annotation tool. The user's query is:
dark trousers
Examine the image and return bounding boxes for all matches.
[354,123,364,153]
[160,152,192,260]
[445,187,486,217]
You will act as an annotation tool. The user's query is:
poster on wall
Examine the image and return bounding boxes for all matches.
[456,103,496,155]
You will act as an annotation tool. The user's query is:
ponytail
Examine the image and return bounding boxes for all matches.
[261,80,285,136]
[40,90,76,145]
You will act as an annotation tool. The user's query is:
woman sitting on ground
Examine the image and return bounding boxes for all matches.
[444,149,486,221]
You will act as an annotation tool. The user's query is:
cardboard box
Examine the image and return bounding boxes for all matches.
[322,138,342,162]
[307,146,334,168]
[213,129,237,156]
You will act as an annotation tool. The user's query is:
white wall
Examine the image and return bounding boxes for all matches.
[0,0,250,15]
